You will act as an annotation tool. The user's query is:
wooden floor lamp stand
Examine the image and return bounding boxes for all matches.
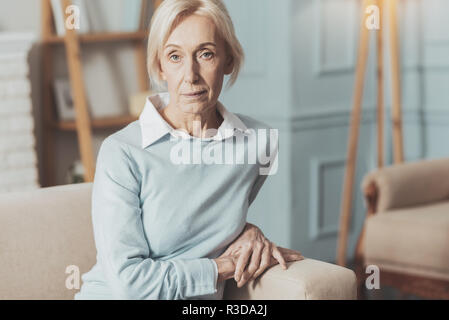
[336,0,405,299]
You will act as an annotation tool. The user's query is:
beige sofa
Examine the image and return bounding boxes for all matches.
[0,182,356,300]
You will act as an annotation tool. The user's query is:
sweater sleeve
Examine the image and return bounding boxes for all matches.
[248,127,279,207]
[248,174,268,207]
[91,137,218,300]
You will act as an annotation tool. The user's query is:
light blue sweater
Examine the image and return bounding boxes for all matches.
[75,95,278,300]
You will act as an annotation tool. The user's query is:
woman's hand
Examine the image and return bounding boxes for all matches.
[237,246,304,288]
[222,223,296,288]
[237,246,304,287]
[213,254,238,283]
[214,245,305,287]
[214,247,304,285]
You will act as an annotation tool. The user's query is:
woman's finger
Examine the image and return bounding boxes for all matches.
[238,242,263,287]
[252,240,271,279]
[277,246,305,262]
[221,246,232,257]
[247,242,263,275]
[285,254,304,261]
[234,244,252,282]
[281,247,302,257]
[272,244,287,270]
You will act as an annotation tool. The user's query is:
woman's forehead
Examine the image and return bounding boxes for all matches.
[164,15,223,50]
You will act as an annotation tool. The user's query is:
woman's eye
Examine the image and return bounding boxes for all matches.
[201,52,214,59]
[169,55,180,62]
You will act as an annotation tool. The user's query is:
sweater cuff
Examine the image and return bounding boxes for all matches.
[200,258,218,295]
[174,258,218,298]
[211,259,218,290]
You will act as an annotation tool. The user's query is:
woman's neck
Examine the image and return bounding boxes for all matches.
[159,103,223,138]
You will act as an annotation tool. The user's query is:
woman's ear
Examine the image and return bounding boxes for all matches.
[224,55,234,75]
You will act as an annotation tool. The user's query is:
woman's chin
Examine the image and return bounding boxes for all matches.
[178,103,208,114]
[180,98,210,108]
[180,96,208,104]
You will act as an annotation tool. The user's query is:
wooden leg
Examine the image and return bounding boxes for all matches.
[354,217,368,300]
[153,0,163,9]
[388,0,404,164]
[376,0,384,168]
[134,42,149,92]
[62,0,95,182]
[337,0,373,267]
[355,257,367,300]
[135,0,150,92]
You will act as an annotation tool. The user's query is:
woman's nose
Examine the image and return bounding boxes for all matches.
[183,58,199,84]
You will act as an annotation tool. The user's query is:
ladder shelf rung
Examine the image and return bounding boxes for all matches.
[53,115,138,131]
[43,31,147,44]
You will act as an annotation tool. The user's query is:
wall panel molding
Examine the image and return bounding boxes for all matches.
[423,0,449,45]
[291,105,376,131]
[287,105,449,131]
[227,0,268,77]
[309,156,349,241]
[314,0,360,75]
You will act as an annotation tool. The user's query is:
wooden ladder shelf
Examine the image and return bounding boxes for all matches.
[40,0,162,186]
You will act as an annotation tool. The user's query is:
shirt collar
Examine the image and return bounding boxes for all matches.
[139,92,249,149]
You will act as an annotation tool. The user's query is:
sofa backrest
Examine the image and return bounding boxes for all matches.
[0,182,96,299]
[361,157,449,212]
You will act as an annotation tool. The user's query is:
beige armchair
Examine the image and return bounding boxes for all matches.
[0,183,356,300]
[355,157,449,299]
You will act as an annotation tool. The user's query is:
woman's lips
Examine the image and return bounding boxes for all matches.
[183,90,207,97]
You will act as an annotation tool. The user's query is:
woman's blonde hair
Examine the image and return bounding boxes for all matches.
[147,0,244,91]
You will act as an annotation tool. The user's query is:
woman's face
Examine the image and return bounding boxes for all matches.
[159,14,233,115]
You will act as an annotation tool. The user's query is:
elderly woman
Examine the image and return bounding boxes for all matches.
[75,0,303,300]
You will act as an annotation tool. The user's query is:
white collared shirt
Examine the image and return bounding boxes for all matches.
[139,92,251,149]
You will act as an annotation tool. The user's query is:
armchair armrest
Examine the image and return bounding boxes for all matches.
[361,158,449,213]
[223,258,356,300]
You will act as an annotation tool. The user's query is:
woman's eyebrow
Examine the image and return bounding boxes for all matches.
[164,42,217,50]
[196,42,217,49]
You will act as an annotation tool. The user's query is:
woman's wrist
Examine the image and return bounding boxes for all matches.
[213,257,235,283]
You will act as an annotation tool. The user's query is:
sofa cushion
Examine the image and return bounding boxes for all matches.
[364,200,449,280]
[0,183,96,299]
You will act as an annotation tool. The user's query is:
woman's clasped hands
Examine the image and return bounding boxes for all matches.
[214,223,304,288]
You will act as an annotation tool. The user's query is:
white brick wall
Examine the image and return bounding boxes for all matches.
[0,33,39,193]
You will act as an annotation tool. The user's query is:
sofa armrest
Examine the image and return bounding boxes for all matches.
[361,158,449,213]
[222,258,356,300]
